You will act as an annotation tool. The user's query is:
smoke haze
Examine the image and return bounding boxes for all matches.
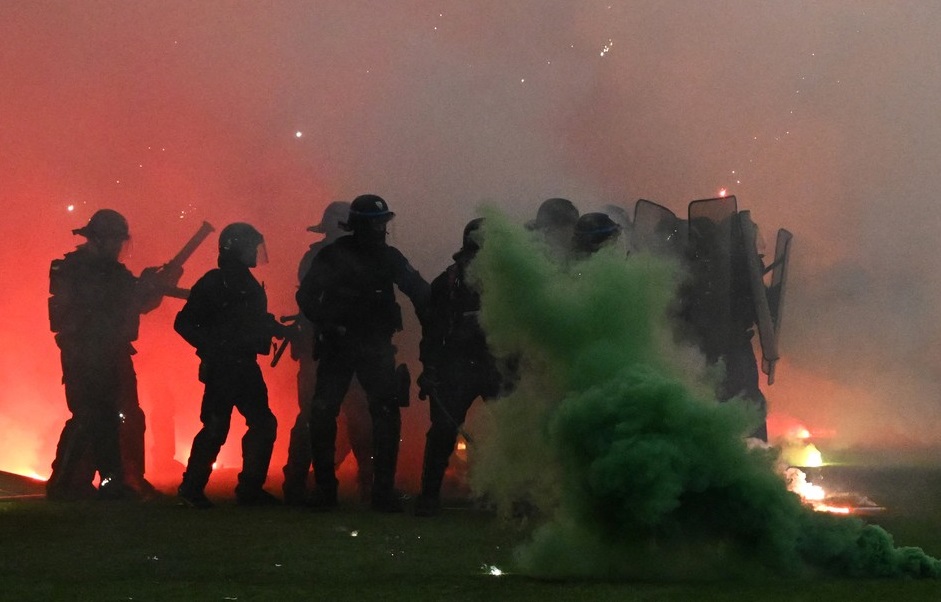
[467,213,940,578]
[2,2,941,481]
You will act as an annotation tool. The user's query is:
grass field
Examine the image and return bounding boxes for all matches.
[1,462,940,601]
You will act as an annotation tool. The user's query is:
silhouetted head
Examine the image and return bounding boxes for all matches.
[462,217,485,253]
[572,212,622,255]
[341,194,395,246]
[307,201,351,240]
[73,209,130,260]
[527,197,579,232]
[218,222,266,268]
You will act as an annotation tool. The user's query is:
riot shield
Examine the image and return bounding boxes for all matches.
[739,211,779,384]
[604,203,634,256]
[630,199,685,259]
[762,227,792,382]
[685,196,737,363]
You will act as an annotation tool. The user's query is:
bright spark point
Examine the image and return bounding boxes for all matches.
[718,188,728,197]
[482,564,504,576]
[295,131,303,138]
[600,39,613,57]
[67,204,74,212]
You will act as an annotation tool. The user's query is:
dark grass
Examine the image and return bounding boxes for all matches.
[2,465,941,601]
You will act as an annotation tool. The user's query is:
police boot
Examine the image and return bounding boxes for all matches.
[308,410,340,510]
[178,463,214,509]
[370,405,403,513]
[414,429,454,517]
[282,422,314,505]
[98,475,137,501]
[237,412,278,505]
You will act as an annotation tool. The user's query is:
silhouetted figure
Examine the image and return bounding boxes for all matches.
[47,209,172,501]
[296,194,429,512]
[680,212,768,441]
[282,201,374,505]
[415,218,503,516]
[175,223,287,508]
[527,197,580,259]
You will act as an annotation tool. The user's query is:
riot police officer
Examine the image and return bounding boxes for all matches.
[175,223,286,508]
[47,209,171,500]
[415,218,503,516]
[282,201,374,505]
[296,194,429,512]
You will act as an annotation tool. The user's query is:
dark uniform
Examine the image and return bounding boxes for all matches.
[415,218,502,516]
[282,201,374,505]
[296,194,429,512]
[175,223,284,508]
[46,209,166,500]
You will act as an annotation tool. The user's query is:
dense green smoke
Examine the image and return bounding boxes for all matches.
[467,211,940,580]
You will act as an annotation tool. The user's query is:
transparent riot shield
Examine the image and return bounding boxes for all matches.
[763,227,792,383]
[685,196,737,363]
[630,199,685,259]
[739,210,778,384]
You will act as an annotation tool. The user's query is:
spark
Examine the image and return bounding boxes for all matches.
[600,39,613,57]
[350,530,359,537]
[67,204,74,212]
[718,188,728,197]
[295,131,303,138]
[482,564,504,576]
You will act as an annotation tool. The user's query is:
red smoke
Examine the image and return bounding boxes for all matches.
[4,2,941,489]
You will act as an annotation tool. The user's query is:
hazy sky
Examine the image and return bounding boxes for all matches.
[3,1,941,479]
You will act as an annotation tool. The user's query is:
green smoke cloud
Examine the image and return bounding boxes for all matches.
[467,210,940,580]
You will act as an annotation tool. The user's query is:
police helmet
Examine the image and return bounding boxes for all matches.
[307,201,351,234]
[342,194,395,230]
[72,209,130,241]
[573,212,621,251]
[219,222,265,266]
[462,218,485,252]
[527,197,579,231]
